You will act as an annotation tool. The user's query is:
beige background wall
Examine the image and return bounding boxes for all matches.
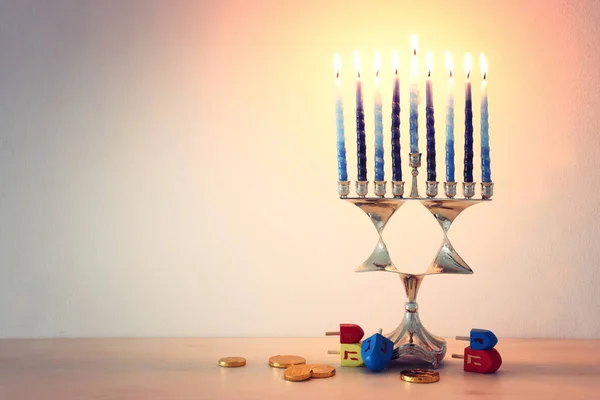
[0,0,599,338]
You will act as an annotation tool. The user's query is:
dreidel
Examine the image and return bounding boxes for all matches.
[456,329,498,350]
[361,329,394,372]
[327,343,364,367]
[325,323,365,344]
[452,347,502,374]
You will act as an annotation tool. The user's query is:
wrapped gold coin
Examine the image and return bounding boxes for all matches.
[268,355,306,368]
[308,364,336,378]
[400,368,440,383]
[218,357,246,367]
[284,364,313,382]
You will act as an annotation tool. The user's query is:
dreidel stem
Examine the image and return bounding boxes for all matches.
[327,350,340,355]
[451,354,464,359]
[325,331,340,336]
[455,336,470,341]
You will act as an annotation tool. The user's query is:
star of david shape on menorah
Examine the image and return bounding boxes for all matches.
[344,197,487,368]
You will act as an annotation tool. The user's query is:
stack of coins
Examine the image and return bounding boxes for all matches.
[269,355,335,382]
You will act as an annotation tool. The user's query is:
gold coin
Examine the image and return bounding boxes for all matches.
[308,364,336,378]
[284,364,313,382]
[269,355,306,368]
[400,369,440,383]
[218,357,246,367]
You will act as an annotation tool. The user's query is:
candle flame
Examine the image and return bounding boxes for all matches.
[410,35,418,56]
[392,50,399,75]
[354,50,361,79]
[426,50,433,77]
[445,50,454,78]
[480,52,488,80]
[464,53,472,79]
[334,53,341,79]
[374,51,381,78]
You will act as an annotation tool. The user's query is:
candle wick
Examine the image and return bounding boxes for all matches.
[413,49,417,56]
[449,70,453,78]
[483,72,487,80]
[358,71,361,79]
[336,71,339,79]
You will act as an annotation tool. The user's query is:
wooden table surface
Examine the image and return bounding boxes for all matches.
[0,338,599,399]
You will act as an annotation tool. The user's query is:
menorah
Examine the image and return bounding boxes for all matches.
[338,168,491,368]
[333,43,494,368]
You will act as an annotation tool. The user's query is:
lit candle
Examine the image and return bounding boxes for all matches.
[480,53,491,183]
[463,53,474,183]
[355,50,367,182]
[425,50,436,182]
[445,51,455,183]
[391,50,402,182]
[373,52,384,182]
[334,54,348,182]
[409,35,420,154]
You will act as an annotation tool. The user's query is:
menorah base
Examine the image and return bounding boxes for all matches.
[386,300,446,368]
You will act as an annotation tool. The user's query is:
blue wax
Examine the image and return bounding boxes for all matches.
[481,87,491,182]
[356,80,367,181]
[374,93,384,181]
[336,96,348,181]
[445,89,455,182]
[409,83,419,154]
[391,77,402,181]
[425,79,436,182]
[464,81,474,182]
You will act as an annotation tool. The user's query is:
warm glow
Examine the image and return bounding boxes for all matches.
[480,52,488,80]
[374,52,381,79]
[334,53,341,79]
[354,50,361,78]
[410,35,418,56]
[392,50,399,75]
[426,50,433,77]
[445,51,454,78]
[464,53,473,79]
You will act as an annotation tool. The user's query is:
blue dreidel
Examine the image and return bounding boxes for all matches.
[361,329,394,372]
[456,329,498,350]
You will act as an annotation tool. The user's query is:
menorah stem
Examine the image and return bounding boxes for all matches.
[410,167,419,198]
[400,274,423,303]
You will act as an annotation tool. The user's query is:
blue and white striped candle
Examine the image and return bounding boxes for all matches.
[480,53,492,183]
[373,52,384,181]
[445,51,455,183]
[334,54,348,182]
[409,35,420,154]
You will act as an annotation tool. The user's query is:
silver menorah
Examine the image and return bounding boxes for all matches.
[337,160,493,368]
